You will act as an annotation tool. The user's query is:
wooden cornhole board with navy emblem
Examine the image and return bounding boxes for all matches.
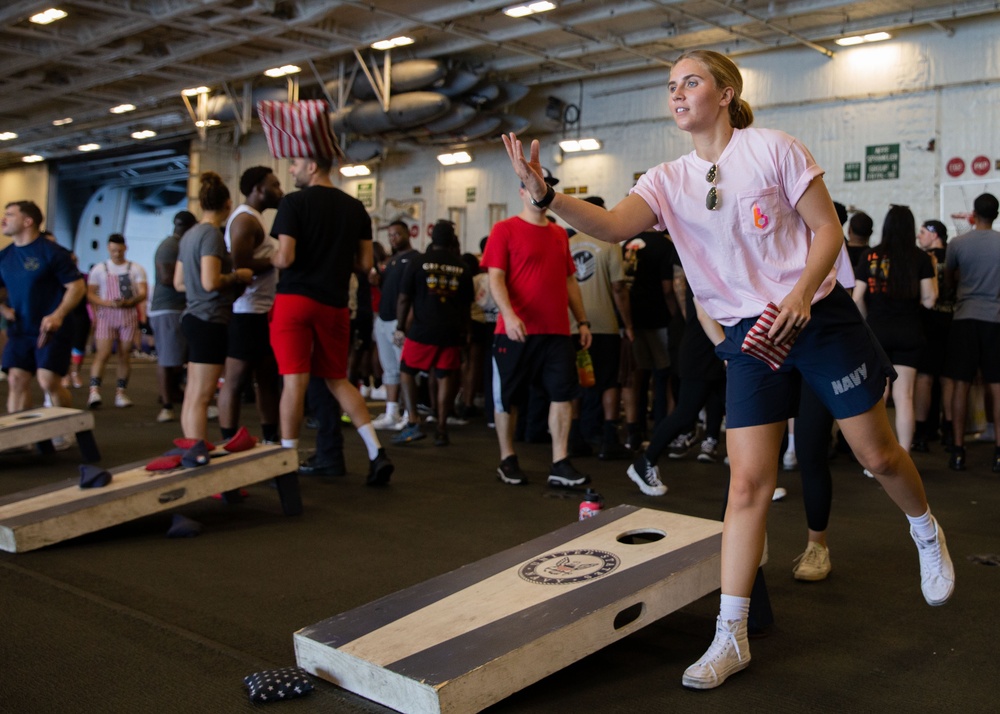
[0,444,298,553]
[294,505,724,714]
[0,407,101,462]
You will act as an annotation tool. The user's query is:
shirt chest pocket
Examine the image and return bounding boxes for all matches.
[736,186,781,240]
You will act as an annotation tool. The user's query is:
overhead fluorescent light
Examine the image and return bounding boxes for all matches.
[371,36,414,51]
[264,65,301,78]
[503,1,556,19]
[437,151,472,166]
[77,143,101,152]
[22,155,45,163]
[340,165,371,177]
[52,117,73,126]
[836,31,891,46]
[110,103,136,114]
[182,86,210,96]
[131,130,157,139]
[30,8,67,25]
[0,132,17,141]
[559,138,602,152]
[195,119,221,128]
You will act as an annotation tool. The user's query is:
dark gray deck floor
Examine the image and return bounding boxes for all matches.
[1,361,996,712]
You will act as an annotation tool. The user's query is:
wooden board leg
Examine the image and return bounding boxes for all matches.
[274,472,303,516]
[76,430,101,463]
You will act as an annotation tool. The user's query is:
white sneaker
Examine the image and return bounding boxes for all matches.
[43,392,53,407]
[772,487,787,501]
[371,412,404,430]
[682,617,751,689]
[156,407,175,423]
[792,542,831,581]
[87,388,102,409]
[911,518,955,606]
[206,405,219,420]
[782,449,797,470]
[114,391,133,408]
[369,385,387,401]
[626,455,668,496]
[359,384,371,399]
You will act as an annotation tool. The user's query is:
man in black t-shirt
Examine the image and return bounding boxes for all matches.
[392,220,474,446]
[269,155,393,486]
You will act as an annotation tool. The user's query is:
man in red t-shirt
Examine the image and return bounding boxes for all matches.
[480,181,592,487]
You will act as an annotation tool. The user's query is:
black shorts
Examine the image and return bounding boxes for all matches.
[575,332,621,393]
[916,310,952,376]
[227,313,274,363]
[470,320,494,347]
[492,334,578,412]
[869,320,924,369]
[945,318,1000,382]
[181,314,228,365]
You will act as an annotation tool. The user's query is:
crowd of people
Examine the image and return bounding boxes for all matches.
[3,48,999,692]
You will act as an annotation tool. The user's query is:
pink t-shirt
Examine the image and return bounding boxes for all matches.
[631,127,854,326]
[481,216,576,335]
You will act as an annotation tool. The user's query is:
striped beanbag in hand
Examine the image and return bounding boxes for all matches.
[740,303,797,371]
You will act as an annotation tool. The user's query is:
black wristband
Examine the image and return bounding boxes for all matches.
[578,321,591,328]
[530,184,556,209]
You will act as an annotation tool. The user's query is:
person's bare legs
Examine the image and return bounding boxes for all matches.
[38,369,71,408]
[6,368,33,412]
[889,365,917,451]
[278,372,310,442]
[217,357,251,431]
[549,400,572,463]
[494,407,517,460]
[181,362,224,440]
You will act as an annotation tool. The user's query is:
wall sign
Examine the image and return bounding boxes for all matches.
[972,155,991,176]
[946,157,965,177]
[356,181,374,208]
[844,162,861,182]
[865,144,899,181]
[466,187,476,203]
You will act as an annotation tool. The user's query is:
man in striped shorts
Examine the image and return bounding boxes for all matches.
[87,233,147,408]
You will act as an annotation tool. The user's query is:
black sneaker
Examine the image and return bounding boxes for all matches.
[548,459,589,488]
[667,430,698,459]
[366,448,394,487]
[298,454,346,477]
[497,455,527,485]
[948,445,966,472]
[911,435,929,453]
[434,431,450,447]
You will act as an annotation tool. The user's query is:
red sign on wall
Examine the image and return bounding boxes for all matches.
[946,157,965,178]
[972,155,991,176]
[409,224,419,238]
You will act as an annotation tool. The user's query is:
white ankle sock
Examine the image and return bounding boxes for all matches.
[907,509,936,541]
[719,594,751,623]
[357,423,381,459]
[785,434,795,455]
[280,438,298,450]
[386,401,400,418]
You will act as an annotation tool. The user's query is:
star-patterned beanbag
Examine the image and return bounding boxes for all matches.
[243,666,314,703]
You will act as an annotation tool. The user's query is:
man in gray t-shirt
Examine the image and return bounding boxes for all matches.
[149,210,196,422]
[943,193,1000,471]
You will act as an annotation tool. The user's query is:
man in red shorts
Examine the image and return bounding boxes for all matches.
[269,155,393,485]
[392,220,475,447]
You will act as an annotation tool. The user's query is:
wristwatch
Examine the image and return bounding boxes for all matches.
[530,184,556,209]
[578,321,591,328]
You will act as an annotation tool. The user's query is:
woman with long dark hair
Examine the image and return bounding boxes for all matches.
[853,205,937,455]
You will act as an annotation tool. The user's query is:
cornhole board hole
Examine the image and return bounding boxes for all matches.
[0,407,100,462]
[0,444,298,553]
[295,505,723,714]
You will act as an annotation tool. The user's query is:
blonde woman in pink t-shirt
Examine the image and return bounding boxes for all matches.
[503,49,953,690]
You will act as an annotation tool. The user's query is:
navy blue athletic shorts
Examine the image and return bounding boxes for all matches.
[492,334,579,412]
[716,286,896,429]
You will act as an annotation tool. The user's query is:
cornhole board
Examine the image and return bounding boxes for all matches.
[295,505,723,714]
[0,407,100,462]
[0,444,298,553]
